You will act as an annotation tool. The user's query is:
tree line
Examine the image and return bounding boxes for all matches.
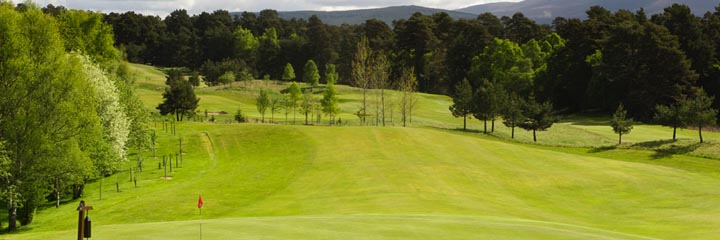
[1,3,148,231]
[99,4,720,121]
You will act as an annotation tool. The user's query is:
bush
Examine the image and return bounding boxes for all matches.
[234,109,247,123]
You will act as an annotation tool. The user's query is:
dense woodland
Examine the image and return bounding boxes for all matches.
[1,3,148,231]
[96,4,720,119]
[1,1,720,232]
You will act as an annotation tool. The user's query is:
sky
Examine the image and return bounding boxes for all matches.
[30,0,522,16]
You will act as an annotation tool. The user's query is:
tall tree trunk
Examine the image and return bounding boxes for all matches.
[491,119,495,133]
[533,130,537,142]
[699,126,704,143]
[305,112,308,125]
[511,126,515,139]
[381,89,385,126]
[483,120,487,134]
[463,114,467,131]
[293,109,296,125]
[362,87,367,125]
[618,133,622,145]
[673,127,677,140]
[8,196,17,231]
[55,178,61,208]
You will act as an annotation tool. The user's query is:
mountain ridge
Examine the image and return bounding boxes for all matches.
[456,0,720,24]
[232,5,477,26]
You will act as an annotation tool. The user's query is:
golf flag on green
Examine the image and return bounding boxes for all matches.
[198,195,204,208]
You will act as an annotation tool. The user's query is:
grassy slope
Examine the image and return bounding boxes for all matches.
[14,124,720,239]
[9,63,720,239]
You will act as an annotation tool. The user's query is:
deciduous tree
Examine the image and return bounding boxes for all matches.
[303,59,320,87]
[256,89,270,123]
[282,63,296,81]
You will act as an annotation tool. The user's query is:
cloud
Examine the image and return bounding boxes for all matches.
[29,0,521,16]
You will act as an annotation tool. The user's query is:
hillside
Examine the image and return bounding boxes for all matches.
[232,5,477,26]
[10,64,720,239]
[457,0,720,24]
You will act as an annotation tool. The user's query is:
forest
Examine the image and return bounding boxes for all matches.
[92,3,720,119]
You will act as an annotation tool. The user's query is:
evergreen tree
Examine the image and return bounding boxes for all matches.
[502,94,525,139]
[654,100,690,140]
[518,96,558,142]
[610,104,634,144]
[473,80,506,133]
[686,89,718,143]
[449,78,473,130]
[157,72,200,121]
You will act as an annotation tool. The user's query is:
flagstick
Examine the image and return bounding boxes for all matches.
[199,207,203,240]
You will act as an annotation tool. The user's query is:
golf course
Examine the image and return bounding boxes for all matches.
[6,63,720,240]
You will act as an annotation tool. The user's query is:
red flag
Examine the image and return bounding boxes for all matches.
[198,195,204,209]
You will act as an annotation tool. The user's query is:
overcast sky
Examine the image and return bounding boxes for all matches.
[30,0,521,16]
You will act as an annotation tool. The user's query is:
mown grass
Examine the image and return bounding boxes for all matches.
[7,63,720,239]
[11,124,720,239]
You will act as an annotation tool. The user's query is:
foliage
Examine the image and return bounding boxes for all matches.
[200,59,247,86]
[234,109,247,123]
[257,27,282,79]
[256,89,271,123]
[449,78,473,130]
[352,36,372,124]
[685,89,718,143]
[0,4,102,229]
[518,96,558,142]
[189,71,201,87]
[501,94,525,139]
[473,79,506,133]
[321,79,340,124]
[470,38,533,95]
[610,104,634,144]
[300,91,315,125]
[654,100,690,140]
[157,72,200,121]
[57,9,119,63]
[282,63,296,81]
[269,92,283,122]
[398,68,418,127]
[79,55,131,172]
[325,64,339,85]
[218,71,235,87]
[287,82,303,123]
[303,59,320,87]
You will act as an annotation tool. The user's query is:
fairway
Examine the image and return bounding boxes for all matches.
[8,63,720,240]
[12,123,720,239]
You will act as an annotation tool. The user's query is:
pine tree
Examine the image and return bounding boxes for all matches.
[610,103,634,144]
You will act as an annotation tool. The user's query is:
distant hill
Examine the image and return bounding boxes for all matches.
[233,5,477,26]
[456,0,720,24]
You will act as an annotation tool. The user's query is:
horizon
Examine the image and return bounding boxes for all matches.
[29,0,522,17]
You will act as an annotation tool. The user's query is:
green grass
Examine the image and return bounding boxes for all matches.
[8,63,720,239]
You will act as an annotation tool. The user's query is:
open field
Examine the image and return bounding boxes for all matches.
[7,63,720,239]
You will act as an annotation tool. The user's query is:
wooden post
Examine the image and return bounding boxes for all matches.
[77,202,93,240]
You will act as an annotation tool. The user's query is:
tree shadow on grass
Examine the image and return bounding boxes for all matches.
[589,139,703,159]
[588,145,617,153]
[647,142,702,159]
